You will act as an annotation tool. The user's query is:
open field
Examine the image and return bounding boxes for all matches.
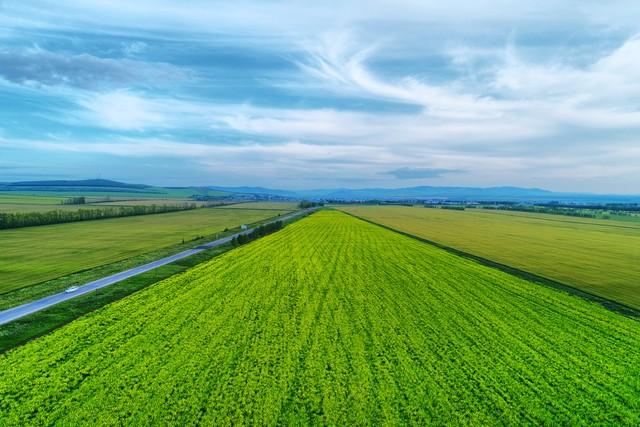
[0,243,231,353]
[0,194,71,212]
[0,186,228,200]
[220,201,299,210]
[0,203,114,213]
[0,194,68,205]
[92,198,203,207]
[338,205,640,309]
[0,193,170,213]
[478,207,640,228]
[1,211,638,425]
[0,208,290,295]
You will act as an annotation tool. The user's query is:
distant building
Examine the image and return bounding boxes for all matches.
[240,224,248,230]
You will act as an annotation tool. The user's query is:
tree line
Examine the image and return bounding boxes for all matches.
[298,201,324,208]
[61,196,86,205]
[232,221,284,246]
[0,203,198,230]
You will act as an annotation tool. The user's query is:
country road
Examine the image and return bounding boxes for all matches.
[0,209,312,326]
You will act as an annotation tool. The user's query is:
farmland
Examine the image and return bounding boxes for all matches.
[220,201,299,210]
[91,198,207,207]
[0,210,638,425]
[0,207,291,295]
[0,194,192,213]
[338,205,640,309]
[0,194,72,213]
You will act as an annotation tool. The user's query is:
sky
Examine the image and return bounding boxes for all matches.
[0,1,639,193]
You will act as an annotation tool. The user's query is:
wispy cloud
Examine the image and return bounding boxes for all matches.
[298,30,507,119]
[0,46,187,89]
[0,1,639,192]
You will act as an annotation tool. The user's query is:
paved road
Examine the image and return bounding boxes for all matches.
[0,209,311,326]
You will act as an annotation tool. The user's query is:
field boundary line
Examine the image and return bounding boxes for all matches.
[337,209,640,319]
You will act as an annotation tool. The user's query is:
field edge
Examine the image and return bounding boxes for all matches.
[337,208,640,318]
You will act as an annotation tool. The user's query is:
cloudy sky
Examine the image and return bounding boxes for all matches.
[1,1,639,193]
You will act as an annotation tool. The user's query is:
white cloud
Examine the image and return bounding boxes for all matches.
[67,91,215,131]
[75,92,169,130]
[298,30,507,120]
[2,1,640,191]
[0,46,187,89]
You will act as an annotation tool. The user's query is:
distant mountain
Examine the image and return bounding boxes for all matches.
[292,186,553,200]
[2,179,638,203]
[3,179,150,190]
[0,179,234,198]
[208,186,299,198]
[217,185,640,204]
[0,179,160,194]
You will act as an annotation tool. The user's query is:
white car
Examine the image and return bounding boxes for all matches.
[65,286,80,293]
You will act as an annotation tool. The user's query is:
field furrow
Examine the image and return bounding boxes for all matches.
[0,210,639,425]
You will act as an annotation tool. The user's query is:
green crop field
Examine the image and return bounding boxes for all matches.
[0,208,290,295]
[221,201,299,210]
[338,205,640,309]
[0,203,113,213]
[0,186,229,200]
[0,194,69,212]
[1,211,638,425]
[0,194,67,205]
[0,193,161,212]
[92,198,203,207]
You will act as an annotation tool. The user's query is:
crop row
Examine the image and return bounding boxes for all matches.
[0,211,638,425]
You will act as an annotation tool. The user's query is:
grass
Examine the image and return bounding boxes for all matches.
[0,187,229,200]
[0,194,68,204]
[0,211,638,425]
[0,194,67,208]
[0,210,312,353]
[219,201,300,210]
[338,205,640,309]
[0,207,291,295]
[91,198,202,207]
[0,244,229,354]
[0,193,167,212]
[0,218,253,311]
[0,203,113,213]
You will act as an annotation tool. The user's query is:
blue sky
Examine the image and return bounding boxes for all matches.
[0,1,639,193]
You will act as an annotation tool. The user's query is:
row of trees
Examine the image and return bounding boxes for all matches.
[298,201,324,208]
[61,196,86,205]
[0,203,198,230]
[232,221,284,246]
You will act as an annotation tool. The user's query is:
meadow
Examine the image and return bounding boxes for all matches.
[0,211,638,425]
[0,204,111,213]
[0,185,228,199]
[0,207,290,295]
[0,193,161,213]
[0,194,71,212]
[91,198,205,207]
[219,201,300,210]
[0,192,216,215]
[339,205,640,309]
